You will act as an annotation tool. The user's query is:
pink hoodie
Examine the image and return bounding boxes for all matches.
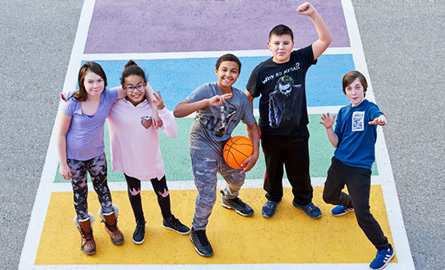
[107,98,177,180]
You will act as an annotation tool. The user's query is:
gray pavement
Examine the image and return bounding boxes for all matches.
[0,1,443,269]
[352,1,445,269]
[0,0,83,269]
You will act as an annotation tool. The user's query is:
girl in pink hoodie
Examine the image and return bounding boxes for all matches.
[107,60,190,245]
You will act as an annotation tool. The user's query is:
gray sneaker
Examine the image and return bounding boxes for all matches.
[220,190,254,217]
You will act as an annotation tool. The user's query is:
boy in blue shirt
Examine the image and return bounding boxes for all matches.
[320,71,394,270]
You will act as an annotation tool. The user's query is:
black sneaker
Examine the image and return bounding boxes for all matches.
[133,220,146,244]
[163,215,191,235]
[220,190,254,217]
[190,228,213,257]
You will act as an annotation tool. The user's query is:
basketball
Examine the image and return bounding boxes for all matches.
[223,136,253,169]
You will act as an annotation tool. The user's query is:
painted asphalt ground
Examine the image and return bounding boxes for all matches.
[19,0,411,268]
[0,0,443,269]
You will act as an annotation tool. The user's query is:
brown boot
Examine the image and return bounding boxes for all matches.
[76,217,96,255]
[101,211,124,245]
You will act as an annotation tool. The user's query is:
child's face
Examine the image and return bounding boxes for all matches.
[124,75,146,106]
[215,61,240,90]
[83,71,105,98]
[345,78,365,107]
[268,34,294,64]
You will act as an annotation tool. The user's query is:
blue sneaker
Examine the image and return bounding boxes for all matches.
[331,205,354,216]
[293,201,322,219]
[369,244,394,269]
[262,200,281,218]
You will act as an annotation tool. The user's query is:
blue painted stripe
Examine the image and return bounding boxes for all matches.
[89,54,353,110]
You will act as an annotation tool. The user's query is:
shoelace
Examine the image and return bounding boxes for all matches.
[265,201,276,208]
[169,217,180,229]
[231,197,245,207]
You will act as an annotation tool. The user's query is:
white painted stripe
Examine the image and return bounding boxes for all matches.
[308,106,343,114]
[81,47,351,61]
[16,262,403,270]
[62,0,96,91]
[50,175,391,193]
[18,0,97,269]
[342,0,414,269]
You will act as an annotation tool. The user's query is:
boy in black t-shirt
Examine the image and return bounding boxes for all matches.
[245,2,332,219]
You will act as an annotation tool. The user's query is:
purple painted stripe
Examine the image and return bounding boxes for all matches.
[85,0,349,54]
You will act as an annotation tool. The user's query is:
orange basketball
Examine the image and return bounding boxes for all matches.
[223,136,253,169]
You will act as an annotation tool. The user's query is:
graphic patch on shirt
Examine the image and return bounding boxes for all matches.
[140,116,152,129]
[352,111,365,131]
[202,100,237,139]
[268,75,302,128]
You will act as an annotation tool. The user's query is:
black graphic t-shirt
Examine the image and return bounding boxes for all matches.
[246,45,316,137]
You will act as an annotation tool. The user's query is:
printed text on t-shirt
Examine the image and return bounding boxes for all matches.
[261,62,301,84]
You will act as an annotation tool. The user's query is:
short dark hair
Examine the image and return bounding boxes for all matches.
[75,62,107,101]
[342,71,368,97]
[269,24,294,41]
[120,60,147,86]
[215,53,241,73]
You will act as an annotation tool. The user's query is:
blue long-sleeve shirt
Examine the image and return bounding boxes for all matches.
[334,99,384,170]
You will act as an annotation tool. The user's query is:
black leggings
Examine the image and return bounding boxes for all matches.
[125,174,172,222]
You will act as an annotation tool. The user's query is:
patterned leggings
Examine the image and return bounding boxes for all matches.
[68,153,113,220]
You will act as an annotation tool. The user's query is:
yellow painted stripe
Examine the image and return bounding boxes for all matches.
[36,186,396,265]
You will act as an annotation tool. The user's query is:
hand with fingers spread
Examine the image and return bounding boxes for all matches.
[319,112,339,147]
[320,113,336,129]
[369,115,387,126]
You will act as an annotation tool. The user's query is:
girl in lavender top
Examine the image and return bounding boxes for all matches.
[56,62,128,255]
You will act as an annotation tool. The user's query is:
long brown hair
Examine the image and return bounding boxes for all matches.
[74,62,108,101]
